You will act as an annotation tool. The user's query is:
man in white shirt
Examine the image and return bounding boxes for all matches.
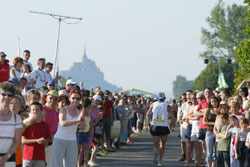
[178,90,193,162]
[31,58,46,89]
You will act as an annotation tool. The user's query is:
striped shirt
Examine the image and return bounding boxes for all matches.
[0,112,22,153]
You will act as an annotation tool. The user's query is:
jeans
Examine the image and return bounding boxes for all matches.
[205,131,216,161]
[103,117,112,146]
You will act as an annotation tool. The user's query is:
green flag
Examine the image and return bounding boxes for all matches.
[217,71,228,89]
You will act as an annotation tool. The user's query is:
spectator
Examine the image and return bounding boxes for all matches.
[102,91,114,151]
[216,113,230,167]
[65,79,76,95]
[23,50,33,71]
[9,57,23,82]
[43,90,59,166]
[22,102,51,167]
[31,58,46,89]
[44,62,53,86]
[51,90,82,167]
[21,63,34,90]
[0,52,10,83]
[237,118,248,167]
[0,82,22,166]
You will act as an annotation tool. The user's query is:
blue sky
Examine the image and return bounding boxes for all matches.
[0,0,243,96]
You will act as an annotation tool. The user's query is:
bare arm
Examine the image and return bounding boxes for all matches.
[146,104,153,119]
[59,108,81,127]
[22,136,38,144]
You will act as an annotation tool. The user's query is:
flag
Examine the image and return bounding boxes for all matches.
[217,71,228,89]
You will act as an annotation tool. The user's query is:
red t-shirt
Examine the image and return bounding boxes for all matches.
[102,100,113,118]
[22,122,50,160]
[197,99,209,129]
[0,62,9,82]
[43,106,59,136]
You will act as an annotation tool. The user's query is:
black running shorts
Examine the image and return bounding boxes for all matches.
[150,125,170,136]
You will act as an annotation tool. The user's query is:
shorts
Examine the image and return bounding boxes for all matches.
[150,125,170,136]
[76,132,90,144]
[180,126,188,141]
[185,124,192,140]
[191,121,200,142]
[198,128,207,141]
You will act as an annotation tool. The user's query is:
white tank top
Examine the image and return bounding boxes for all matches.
[54,112,79,141]
[151,101,169,127]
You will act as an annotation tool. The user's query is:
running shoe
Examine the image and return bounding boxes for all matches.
[157,161,163,167]
[88,161,98,167]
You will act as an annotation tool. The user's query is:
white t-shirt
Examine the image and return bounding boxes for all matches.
[0,113,22,153]
[21,72,34,89]
[151,101,169,127]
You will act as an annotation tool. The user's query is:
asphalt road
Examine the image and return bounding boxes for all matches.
[97,130,184,167]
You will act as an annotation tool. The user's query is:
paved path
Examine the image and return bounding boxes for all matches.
[97,130,184,167]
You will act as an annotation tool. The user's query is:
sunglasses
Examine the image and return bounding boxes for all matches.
[1,93,14,97]
[72,97,81,100]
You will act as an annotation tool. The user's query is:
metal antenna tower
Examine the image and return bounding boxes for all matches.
[29,10,83,77]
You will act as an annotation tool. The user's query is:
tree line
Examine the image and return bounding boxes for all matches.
[173,0,250,98]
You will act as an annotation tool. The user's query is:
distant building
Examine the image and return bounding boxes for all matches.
[60,48,120,91]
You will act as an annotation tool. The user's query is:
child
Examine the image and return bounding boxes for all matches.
[237,118,249,167]
[228,115,240,167]
[22,102,51,167]
[77,98,92,167]
[216,113,230,167]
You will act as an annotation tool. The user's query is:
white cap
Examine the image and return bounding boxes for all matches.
[66,79,76,86]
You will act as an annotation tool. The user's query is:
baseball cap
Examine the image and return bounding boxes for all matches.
[66,79,76,85]
[48,80,55,87]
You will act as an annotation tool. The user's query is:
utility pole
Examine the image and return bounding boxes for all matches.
[29,10,83,78]
[17,36,21,57]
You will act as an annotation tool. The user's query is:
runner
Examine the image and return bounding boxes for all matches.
[148,92,170,167]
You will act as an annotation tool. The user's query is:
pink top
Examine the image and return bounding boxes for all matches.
[197,99,209,129]
[43,106,59,135]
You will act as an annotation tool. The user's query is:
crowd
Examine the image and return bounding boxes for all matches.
[5,49,250,167]
[177,87,250,167]
[0,50,166,167]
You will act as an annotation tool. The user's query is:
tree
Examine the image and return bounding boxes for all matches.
[234,0,250,88]
[196,0,247,91]
[173,75,193,98]
[200,0,247,59]
[193,60,235,90]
